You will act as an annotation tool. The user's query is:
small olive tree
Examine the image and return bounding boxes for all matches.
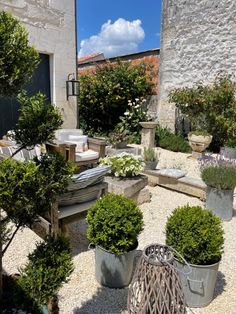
[79,60,154,134]
[169,74,236,151]
[0,11,39,96]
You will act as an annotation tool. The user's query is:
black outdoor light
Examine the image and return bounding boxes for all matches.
[66,73,80,100]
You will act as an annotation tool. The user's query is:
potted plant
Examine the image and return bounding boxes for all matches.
[17,235,74,313]
[99,152,145,177]
[221,138,236,159]
[166,205,224,308]
[86,193,144,288]
[143,147,159,170]
[188,131,213,155]
[109,131,128,149]
[200,157,236,220]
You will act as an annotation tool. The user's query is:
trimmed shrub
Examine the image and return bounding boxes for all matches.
[87,193,144,255]
[18,235,74,309]
[166,205,224,265]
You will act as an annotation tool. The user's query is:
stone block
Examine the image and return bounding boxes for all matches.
[104,175,148,198]
[131,188,152,205]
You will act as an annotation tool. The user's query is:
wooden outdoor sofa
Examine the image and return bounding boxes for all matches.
[0,139,109,238]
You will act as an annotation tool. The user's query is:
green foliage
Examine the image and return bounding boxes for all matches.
[115,98,150,144]
[188,131,210,136]
[0,153,74,228]
[166,205,224,265]
[79,60,154,134]
[0,11,39,97]
[18,235,73,308]
[200,158,236,190]
[99,153,144,177]
[225,138,236,148]
[87,193,144,255]
[169,74,236,151]
[155,125,190,153]
[13,91,63,149]
[143,147,158,161]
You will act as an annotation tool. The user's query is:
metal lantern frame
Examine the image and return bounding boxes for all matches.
[66,73,80,100]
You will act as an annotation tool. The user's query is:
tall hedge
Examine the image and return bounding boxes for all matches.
[79,60,154,134]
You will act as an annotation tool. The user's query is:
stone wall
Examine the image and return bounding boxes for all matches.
[0,0,77,128]
[158,0,236,131]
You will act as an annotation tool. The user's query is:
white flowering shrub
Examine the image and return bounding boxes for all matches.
[115,98,151,144]
[99,153,145,177]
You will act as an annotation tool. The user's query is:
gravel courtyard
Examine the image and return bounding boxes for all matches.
[3,149,236,314]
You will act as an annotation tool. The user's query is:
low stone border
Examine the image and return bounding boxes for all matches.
[144,169,207,200]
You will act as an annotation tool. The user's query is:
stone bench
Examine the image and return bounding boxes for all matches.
[144,168,207,200]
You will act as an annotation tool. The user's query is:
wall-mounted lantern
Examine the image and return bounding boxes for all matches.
[66,73,80,100]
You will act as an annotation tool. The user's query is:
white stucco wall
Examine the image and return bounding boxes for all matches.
[158,0,236,131]
[0,0,77,128]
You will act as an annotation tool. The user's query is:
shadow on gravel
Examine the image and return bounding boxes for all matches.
[73,286,129,314]
[214,271,226,298]
[72,250,142,314]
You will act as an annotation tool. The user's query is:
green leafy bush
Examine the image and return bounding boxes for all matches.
[200,157,236,190]
[155,124,190,153]
[87,193,144,255]
[0,11,39,96]
[158,134,190,153]
[79,60,153,134]
[166,205,224,265]
[99,153,144,177]
[115,98,151,144]
[169,74,236,151]
[13,91,63,150]
[18,235,73,309]
[143,147,158,161]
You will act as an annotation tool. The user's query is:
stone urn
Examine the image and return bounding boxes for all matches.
[188,133,212,157]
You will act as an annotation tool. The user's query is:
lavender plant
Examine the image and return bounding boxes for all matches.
[200,156,236,190]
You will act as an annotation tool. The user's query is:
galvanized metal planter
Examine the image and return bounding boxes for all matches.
[206,187,234,221]
[128,244,186,314]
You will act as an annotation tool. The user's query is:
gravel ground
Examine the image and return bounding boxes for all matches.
[3,149,236,314]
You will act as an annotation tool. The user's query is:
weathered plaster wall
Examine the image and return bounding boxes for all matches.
[0,0,77,128]
[158,0,236,131]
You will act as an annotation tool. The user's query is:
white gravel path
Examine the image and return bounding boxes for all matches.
[3,149,236,314]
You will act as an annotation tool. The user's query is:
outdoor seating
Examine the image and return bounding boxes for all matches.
[46,128,106,170]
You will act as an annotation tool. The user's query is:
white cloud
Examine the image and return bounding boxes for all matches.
[78,18,145,58]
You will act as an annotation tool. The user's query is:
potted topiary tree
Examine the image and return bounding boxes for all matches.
[86,193,144,288]
[200,157,236,220]
[17,235,74,314]
[143,147,159,170]
[166,204,224,308]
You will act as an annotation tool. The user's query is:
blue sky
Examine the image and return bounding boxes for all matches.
[76,0,162,58]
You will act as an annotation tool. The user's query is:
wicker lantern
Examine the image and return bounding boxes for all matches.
[128,244,186,314]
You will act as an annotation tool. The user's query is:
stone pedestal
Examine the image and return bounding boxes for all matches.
[104,175,150,205]
[140,122,158,148]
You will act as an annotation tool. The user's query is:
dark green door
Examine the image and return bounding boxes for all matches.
[0,53,51,138]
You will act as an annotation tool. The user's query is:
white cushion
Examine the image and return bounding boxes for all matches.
[65,140,85,153]
[55,129,83,141]
[75,149,99,162]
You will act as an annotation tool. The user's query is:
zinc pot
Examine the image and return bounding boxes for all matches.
[41,305,49,314]
[206,187,234,221]
[94,245,137,288]
[175,259,220,308]
[144,160,158,170]
[112,141,128,149]
[221,147,236,159]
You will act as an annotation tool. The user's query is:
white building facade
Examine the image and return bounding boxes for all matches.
[0,0,78,131]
